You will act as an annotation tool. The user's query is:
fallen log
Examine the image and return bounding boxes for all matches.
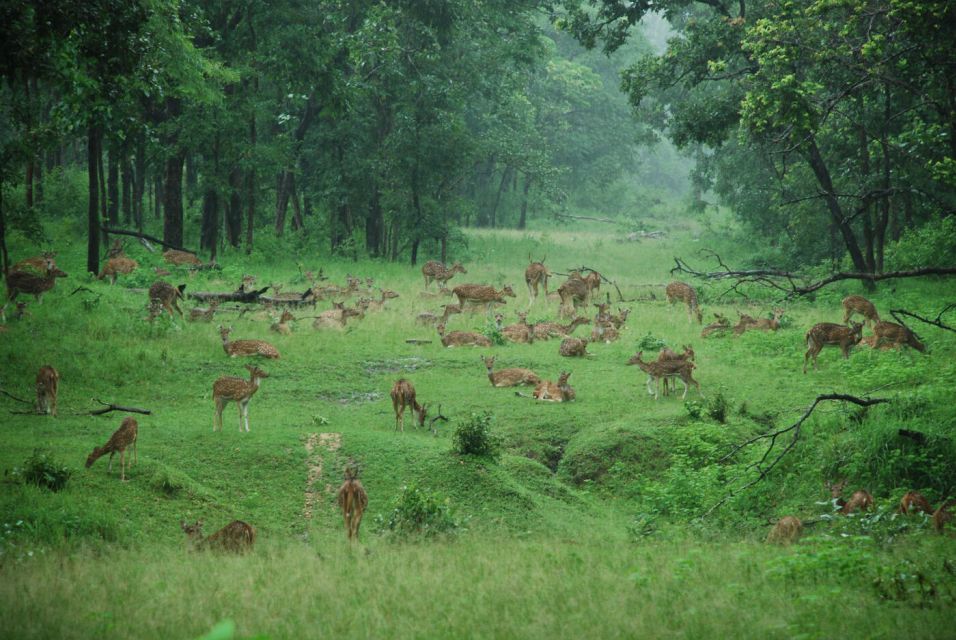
[89,399,152,416]
[188,286,270,304]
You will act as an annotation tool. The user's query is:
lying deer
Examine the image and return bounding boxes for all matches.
[269,310,295,335]
[86,417,138,481]
[390,378,428,432]
[701,313,731,338]
[422,260,467,290]
[35,365,60,416]
[827,480,874,515]
[665,281,702,324]
[416,303,461,327]
[525,255,550,307]
[213,364,268,432]
[181,519,256,553]
[6,263,68,303]
[627,351,701,400]
[559,337,590,357]
[842,295,880,327]
[872,321,925,352]
[591,321,620,344]
[501,312,534,344]
[766,516,803,545]
[148,281,186,319]
[452,283,516,313]
[437,323,492,347]
[219,326,280,359]
[523,371,575,402]
[189,300,219,323]
[337,465,369,542]
[899,491,933,515]
[367,289,400,312]
[482,355,540,387]
[610,307,630,330]
[532,316,589,341]
[734,308,784,336]
[163,248,202,266]
[803,322,863,373]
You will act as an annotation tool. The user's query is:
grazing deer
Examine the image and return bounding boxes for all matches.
[213,364,268,432]
[734,308,784,336]
[35,365,60,416]
[86,417,138,481]
[163,248,202,266]
[827,480,874,515]
[436,323,492,347]
[219,326,280,359]
[557,277,591,319]
[148,281,186,319]
[422,260,467,289]
[627,351,701,400]
[12,251,57,275]
[701,313,731,338]
[189,300,219,323]
[873,321,925,352]
[559,337,590,357]
[270,310,295,335]
[657,345,695,396]
[367,289,400,312]
[665,282,702,324]
[482,355,540,387]
[453,283,516,313]
[501,312,534,344]
[532,316,589,341]
[525,255,550,307]
[390,378,428,432]
[766,516,803,545]
[336,465,369,542]
[529,371,575,402]
[842,295,880,327]
[6,263,67,303]
[803,321,864,373]
[899,491,933,515]
[416,303,462,326]
[933,499,956,533]
[181,519,256,553]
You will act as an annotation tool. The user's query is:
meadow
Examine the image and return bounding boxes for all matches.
[1,216,955,639]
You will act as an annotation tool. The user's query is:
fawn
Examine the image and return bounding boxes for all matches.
[148,281,186,319]
[35,365,60,416]
[416,303,462,326]
[213,364,269,432]
[803,322,863,373]
[525,255,550,307]
[422,260,467,289]
[390,378,428,432]
[766,516,803,545]
[734,308,784,336]
[181,519,256,553]
[627,351,701,400]
[872,321,925,352]
[482,355,540,387]
[899,491,933,515]
[530,371,575,402]
[219,326,280,359]
[501,312,534,344]
[6,263,67,303]
[559,337,590,357]
[665,282,703,324]
[532,316,589,341]
[163,248,202,266]
[86,417,138,481]
[452,283,516,313]
[827,480,874,515]
[436,323,492,347]
[337,465,369,541]
[934,499,956,533]
[842,295,880,327]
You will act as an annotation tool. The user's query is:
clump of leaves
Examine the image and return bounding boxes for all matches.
[684,400,704,420]
[706,391,730,424]
[452,412,501,459]
[9,450,72,492]
[636,332,667,351]
[374,484,459,539]
[483,322,506,346]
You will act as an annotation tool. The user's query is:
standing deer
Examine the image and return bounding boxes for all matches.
[525,255,550,307]
[35,365,60,416]
[803,322,864,373]
[336,464,369,542]
[422,261,467,289]
[181,520,256,553]
[219,326,281,359]
[827,480,874,515]
[529,371,575,402]
[148,281,186,319]
[656,345,695,396]
[482,355,540,387]
[766,516,803,545]
[98,254,139,285]
[933,499,956,533]
[452,283,516,313]
[665,282,702,324]
[5,263,68,303]
[842,295,880,327]
[557,277,591,318]
[390,378,427,433]
[86,417,138,481]
[872,321,925,352]
[213,364,269,432]
[627,351,701,400]
[899,491,933,515]
[436,323,492,347]
[416,303,462,327]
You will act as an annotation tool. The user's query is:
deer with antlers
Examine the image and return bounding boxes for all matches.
[213,365,268,432]
[803,321,864,373]
[35,365,60,416]
[86,417,138,481]
[219,326,280,359]
[665,282,703,324]
[422,261,467,290]
[148,281,186,319]
[337,464,369,542]
[525,255,550,307]
[181,520,256,553]
[390,378,428,433]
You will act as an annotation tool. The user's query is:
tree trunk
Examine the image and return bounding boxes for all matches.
[34,161,43,204]
[289,174,304,232]
[121,153,132,225]
[489,165,511,229]
[518,173,531,230]
[245,112,256,254]
[201,189,219,261]
[153,173,164,220]
[133,132,146,231]
[25,161,34,209]
[366,186,384,257]
[107,144,119,226]
[440,235,447,263]
[0,174,9,275]
[226,168,242,247]
[97,134,108,246]
[163,152,185,249]
[86,123,101,275]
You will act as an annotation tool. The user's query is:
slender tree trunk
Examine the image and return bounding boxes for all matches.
[133,132,145,231]
[226,168,242,247]
[154,173,163,220]
[490,165,511,229]
[0,174,9,275]
[274,171,290,236]
[289,174,304,231]
[97,135,108,247]
[25,161,34,209]
[34,161,43,204]
[121,154,132,226]
[876,86,892,273]
[107,144,119,226]
[163,152,185,249]
[245,113,256,254]
[440,235,447,263]
[366,186,384,257]
[86,123,101,275]
[518,174,531,230]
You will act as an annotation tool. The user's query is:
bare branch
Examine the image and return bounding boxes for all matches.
[88,399,152,416]
[889,307,956,334]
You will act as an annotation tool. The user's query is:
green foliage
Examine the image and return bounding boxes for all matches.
[636,333,667,351]
[705,390,730,424]
[885,216,956,270]
[482,323,506,346]
[9,450,72,493]
[452,412,501,459]
[374,484,459,539]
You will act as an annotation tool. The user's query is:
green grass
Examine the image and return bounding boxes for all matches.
[1,218,955,638]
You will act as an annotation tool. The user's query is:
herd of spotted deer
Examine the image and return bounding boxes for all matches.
[3,248,949,550]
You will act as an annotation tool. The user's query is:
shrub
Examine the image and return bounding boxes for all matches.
[374,484,459,538]
[636,333,667,351]
[684,400,704,420]
[452,412,501,459]
[10,450,72,492]
[706,391,730,424]
[482,322,506,346]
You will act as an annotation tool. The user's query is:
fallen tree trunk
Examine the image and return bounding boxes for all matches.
[101,226,193,254]
[89,399,151,416]
[188,286,270,304]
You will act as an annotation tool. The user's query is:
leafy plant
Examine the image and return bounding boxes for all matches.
[482,322,506,346]
[452,412,501,459]
[636,333,667,351]
[374,484,459,539]
[9,450,72,492]
[684,400,703,420]
[705,391,730,424]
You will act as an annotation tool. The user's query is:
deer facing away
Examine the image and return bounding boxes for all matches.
[148,281,186,319]
[665,282,703,324]
[842,295,880,327]
[35,365,60,417]
[181,519,256,553]
[390,378,428,432]
[766,516,803,545]
[899,491,933,515]
[525,255,550,307]
[213,364,268,432]
[86,417,138,481]
[559,337,590,357]
[337,465,369,541]
[803,322,863,373]
[482,355,540,387]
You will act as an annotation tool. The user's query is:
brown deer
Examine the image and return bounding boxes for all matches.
[530,371,575,402]
[213,364,269,432]
[532,316,589,341]
[163,248,202,266]
[390,378,428,432]
[734,308,784,336]
[766,516,803,545]
[482,355,540,387]
[189,300,219,323]
[35,365,60,416]
[148,281,186,319]
[525,255,550,307]
[106,239,125,258]
[436,323,492,347]
[627,351,701,400]
[701,313,731,338]
[933,499,956,533]
[86,417,138,481]
[181,520,256,553]
[269,310,295,335]
[219,326,280,359]
[416,303,462,326]
[559,337,590,357]
[501,312,534,344]
[591,321,620,344]
[842,295,880,327]
[336,464,369,541]
[557,277,591,318]
[453,283,516,313]
[6,263,68,303]
[367,289,400,312]
[827,480,874,515]
[12,251,57,275]
[422,260,467,289]
[803,322,864,373]
[610,307,630,330]
[657,345,695,396]
[98,254,138,285]
[899,491,933,515]
[665,282,703,324]
[872,321,926,352]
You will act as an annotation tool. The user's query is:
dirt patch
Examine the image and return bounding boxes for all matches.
[362,357,431,375]
[316,390,383,405]
[303,432,341,520]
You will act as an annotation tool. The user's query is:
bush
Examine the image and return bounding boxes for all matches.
[374,484,459,538]
[636,333,667,351]
[452,412,501,459]
[706,391,730,424]
[10,450,72,492]
[482,322,506,346]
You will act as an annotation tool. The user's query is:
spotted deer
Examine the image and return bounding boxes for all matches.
[501,312,534,344]
[436,323,492,347]
[213,364,268,432]
[766,516,803,545]
[416,303,461,326]
[13,251,57,275]
[827,480,874,515]
[591,321,620,344]
[390,378,428,432]
[557,277,591,319]
[337,465,369,541]
[148,281,186,319]
[899,491,933,515]
[656,345,695,396]
[610,307,630,330]
[803,322,863,373]
[934,499,956,533]
[189,300,219,323]
[86,417,138,481]
[269,310,295,335]
[665,282,702,324]
[219,326,280,359]
[181,519,256,553]
[5,263,67,303]
[627,351,701,400]
[482,355,540,388]
[873,321,925,352]
[98,253,138,285]
[453,283,516,313]
[525,255,550,307]
[559,337,590,357]
[734,308,785,336]
[530,371,575,402]
[532,316,589,341]
[842,295,880,327]
[367,289,400,312]
[422,260,467,289]
[701,313,731,338]
[313,302,353,329]
[163,248,202,266]
[35,365,60,416]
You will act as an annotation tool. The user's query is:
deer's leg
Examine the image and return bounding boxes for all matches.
[120,449,127,482]
[108,451,115,473]
[214,398,224,431]
[678,377,689,399]
[133,438,138,465]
